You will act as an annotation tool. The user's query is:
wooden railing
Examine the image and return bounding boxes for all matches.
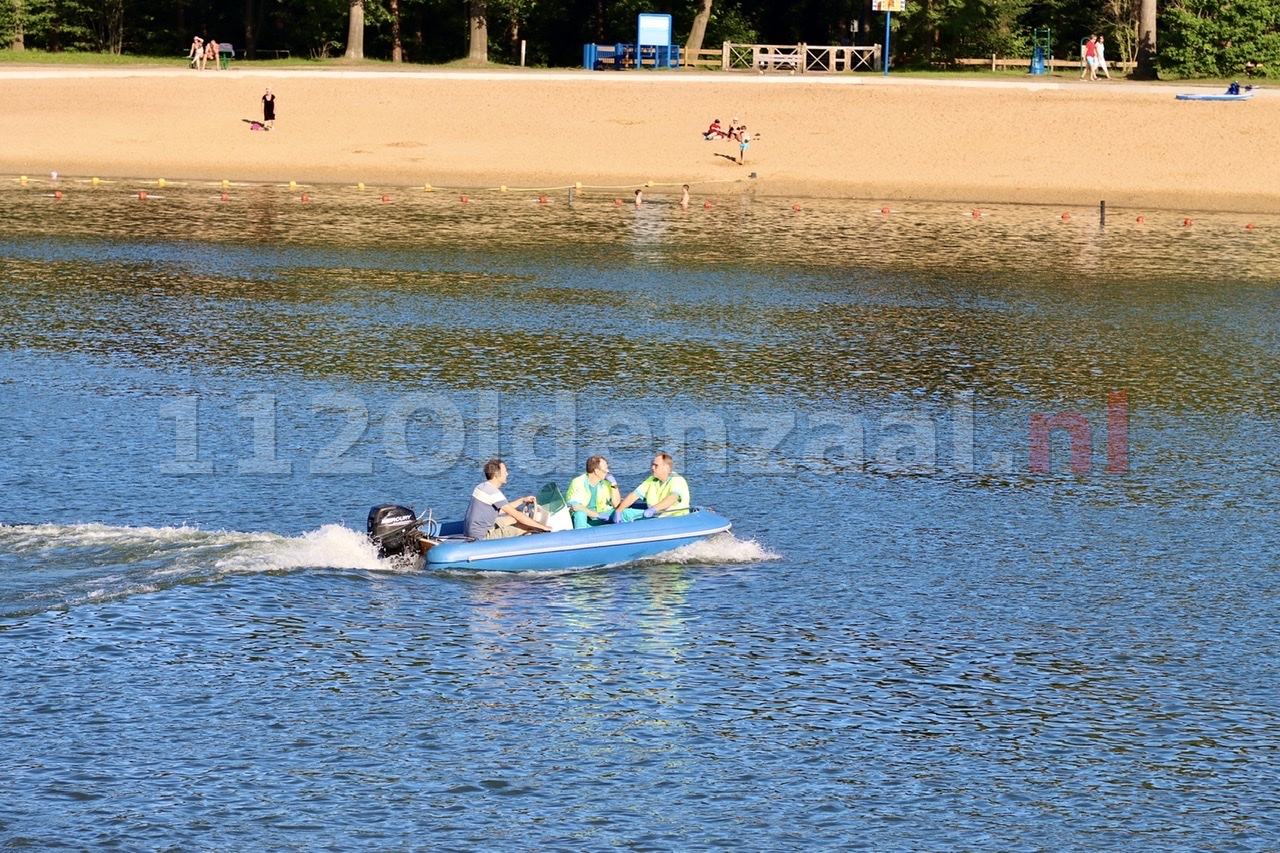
[722,42,882,72]
[588,41,882,72]
[952,56,1133,72]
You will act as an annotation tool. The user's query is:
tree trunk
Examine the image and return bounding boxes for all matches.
[11,0,23,50]
[345,0,365,60]
[243,0,256,59]
[103,0,125,54]
[685,0,712,54]
[468,0,488,62]
[390,0,402,62]
[1133,0,1157,79]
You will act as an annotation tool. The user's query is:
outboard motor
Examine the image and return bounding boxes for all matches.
[367,504,422,558]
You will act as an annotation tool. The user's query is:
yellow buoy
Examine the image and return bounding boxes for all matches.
[91,177,100,186]
[424,183,433,192]
[357,182,365,190]
[575,181,582,190]
[646,180,654,188]
[221,179,230,188]
[19,176,28,184]
[158,178,166,187]
[289,180,297,189]
[500,185,508,192]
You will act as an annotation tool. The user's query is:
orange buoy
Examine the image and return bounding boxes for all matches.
[539,195,548,204]
[138,191,147,200]
[220,193,230,201]
[53,191,63,199]
[971,209,981,218]
[1246,223,1256,230]
[1136,215,1146,224]
[880,207,890,215]
[1061,212,1071,221]
[703,200,713,209]
[792,204,802,212]
[381,194,390,202]
[614,198,623,205]
[1183,217,1193,226]
[301,193,311,202]
[460,195,469,203]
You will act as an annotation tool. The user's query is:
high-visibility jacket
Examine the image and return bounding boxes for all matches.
[566,473,613,514]
[632,473,690,516]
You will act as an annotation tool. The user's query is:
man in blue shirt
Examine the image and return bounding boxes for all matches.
[464,459,552,540]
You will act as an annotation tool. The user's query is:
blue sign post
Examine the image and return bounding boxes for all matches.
[872,0,904,75]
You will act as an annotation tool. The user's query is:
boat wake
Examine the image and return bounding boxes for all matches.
[0,522,773,617]
[0,521,388,618]
[636,531,779,566]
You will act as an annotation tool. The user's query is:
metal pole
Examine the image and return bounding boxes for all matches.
[883,12,891,76]
[1100,199,1106,227]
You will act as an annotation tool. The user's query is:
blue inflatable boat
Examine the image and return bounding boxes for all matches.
[1177,83,1255,101]
[1175,92,1253,101]
[368,503,732,572]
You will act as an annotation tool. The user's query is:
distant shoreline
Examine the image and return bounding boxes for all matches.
[2,66,1278,212]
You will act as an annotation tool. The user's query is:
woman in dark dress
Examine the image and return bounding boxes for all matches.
[262,88,276,130]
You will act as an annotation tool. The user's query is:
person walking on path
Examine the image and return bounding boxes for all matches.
[1095,36,1112,79]
[1080,35,1099,81]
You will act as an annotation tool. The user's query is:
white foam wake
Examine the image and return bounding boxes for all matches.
[642,531,779,565]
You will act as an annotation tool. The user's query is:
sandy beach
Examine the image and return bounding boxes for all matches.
[2,66,1278,212]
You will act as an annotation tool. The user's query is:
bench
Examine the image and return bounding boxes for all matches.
[179,43,234,69]
[755,50,801,71]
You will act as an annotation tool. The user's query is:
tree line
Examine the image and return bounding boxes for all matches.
[2,0,1274,77]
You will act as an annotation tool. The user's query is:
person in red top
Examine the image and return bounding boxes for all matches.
[703,118,727,140]
[1080,35,1099,81]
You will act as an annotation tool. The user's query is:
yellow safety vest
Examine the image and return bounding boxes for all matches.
[635,473,690,516]
[566,473,612,513]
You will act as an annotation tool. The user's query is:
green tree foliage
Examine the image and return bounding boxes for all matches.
[0,0,1277,76]
[1159,0,1280,75]
[895,0,1033,63]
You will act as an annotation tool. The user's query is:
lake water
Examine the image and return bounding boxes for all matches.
[2,178,1278,850]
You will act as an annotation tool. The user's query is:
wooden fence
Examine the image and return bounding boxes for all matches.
[678,42,882,72]
[952,56,1134,72]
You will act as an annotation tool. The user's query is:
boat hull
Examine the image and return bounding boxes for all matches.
[1175,93,1253,101]
[424,508,732,572]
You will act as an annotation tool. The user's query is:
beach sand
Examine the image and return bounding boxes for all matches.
[2,67,1278,212]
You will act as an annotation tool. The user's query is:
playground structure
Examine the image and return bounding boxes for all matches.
[1030,28,1050,74]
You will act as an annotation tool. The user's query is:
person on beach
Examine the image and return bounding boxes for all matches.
[738,126,750,165]
[205,37,220,70]
[1095,36,1111,79]
[634,188,643,206]
[680,184,690,209]
[1080,35,1098,80]
[728,117,743,141]
[704,118,727,140]
[188,36,204,69]
[613,452,690,523]
[566,455,621,529]
[262,87,276,129]
[464,459,552,540]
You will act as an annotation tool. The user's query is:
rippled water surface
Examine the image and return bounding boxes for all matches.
[1,180,1278,850]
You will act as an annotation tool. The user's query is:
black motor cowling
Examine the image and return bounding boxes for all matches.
[367,504,422,558]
